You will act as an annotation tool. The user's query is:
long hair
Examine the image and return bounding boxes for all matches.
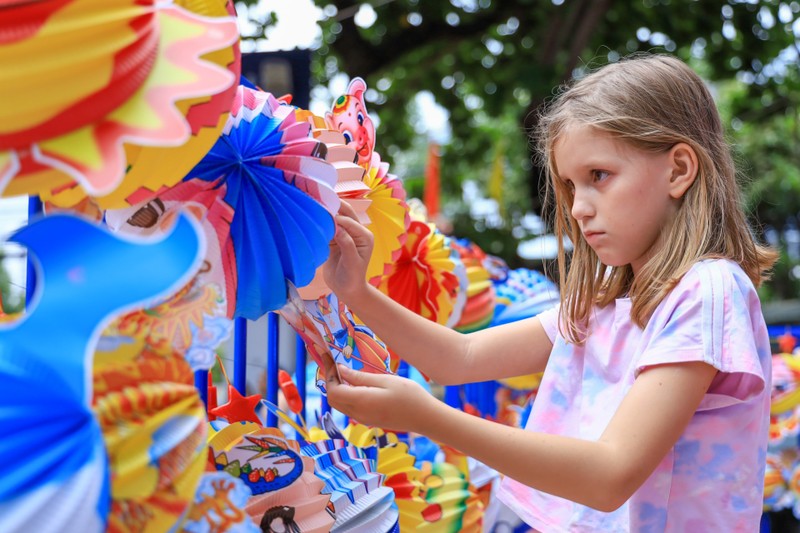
[537,54,777,343]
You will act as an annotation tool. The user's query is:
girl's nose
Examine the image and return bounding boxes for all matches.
[571,189,594,220]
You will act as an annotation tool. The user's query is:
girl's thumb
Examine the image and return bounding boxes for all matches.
[339,365,383,387]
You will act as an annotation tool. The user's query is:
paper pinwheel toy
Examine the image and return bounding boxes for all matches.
[209,423,335,532]
[93,348,208,532]
[417,461,484,533]
[378,220,460,326]
[491,266,559,327]
[106,85,340,320]
[1,0,239,202]
[341,423,443,531]
[323,80,410,288]
[300,439,399,532]
[0,213,203,532]
[362,151,412,287]
[451,239,496,333]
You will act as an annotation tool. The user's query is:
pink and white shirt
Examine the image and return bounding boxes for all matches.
[497,259,771,532]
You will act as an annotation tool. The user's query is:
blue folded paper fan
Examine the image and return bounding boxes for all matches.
[183,85,340,319]
[0,214,202,532]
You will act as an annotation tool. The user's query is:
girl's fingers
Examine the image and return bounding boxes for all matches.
[336,215,372,248]
[337,365,388,387]
[338,200,359,220]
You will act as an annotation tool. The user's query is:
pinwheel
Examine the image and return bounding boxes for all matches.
[208,423,335,532]
[300,439,399,532]
[291,111,372,301]
[1,0,239,202]
[378,220,460,326]
[342,424,443,531]
[491,265,559,327]
[0,213,203,532]
[362,151,411,287]
[323,79,410,288]
[451,240,496,333]
[93,348,208,532]
[106,85,340,320]
[417,461,484,533]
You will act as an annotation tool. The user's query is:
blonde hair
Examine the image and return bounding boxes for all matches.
[538,54,777,343]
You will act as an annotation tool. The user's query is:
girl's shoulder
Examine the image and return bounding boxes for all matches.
[650,258,764,335]
[670,258,756,300]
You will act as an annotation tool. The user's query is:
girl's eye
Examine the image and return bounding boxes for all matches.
[592,170,609,182]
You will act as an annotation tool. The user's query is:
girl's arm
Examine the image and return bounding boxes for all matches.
[323,356,717,512]
[326,209,552,384]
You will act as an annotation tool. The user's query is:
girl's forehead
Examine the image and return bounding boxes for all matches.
[554,125,630,162]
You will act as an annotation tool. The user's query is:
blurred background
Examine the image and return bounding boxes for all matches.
[239,0,800,319]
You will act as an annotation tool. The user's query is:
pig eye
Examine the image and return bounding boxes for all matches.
[357,112,365,126]
[342,130,353,143]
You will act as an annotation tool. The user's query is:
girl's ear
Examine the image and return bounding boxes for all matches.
[667,142,698,199]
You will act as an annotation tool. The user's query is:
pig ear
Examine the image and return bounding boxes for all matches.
[348,77,368,100]
[324,110,335,129]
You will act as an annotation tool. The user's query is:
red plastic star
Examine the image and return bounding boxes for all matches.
[208,384,262,424]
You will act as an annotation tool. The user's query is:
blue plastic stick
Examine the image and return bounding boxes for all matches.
[195,370,208,408]
[266,313,279,427]
[444,385,461,409]
[295,333,307,439]
[25,196,43,307]
[233,316,247,395]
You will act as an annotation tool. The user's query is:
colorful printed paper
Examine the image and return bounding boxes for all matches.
[2,0,239,201]
[0,213,203,532]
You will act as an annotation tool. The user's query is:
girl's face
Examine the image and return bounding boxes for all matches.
[553,125,679,276]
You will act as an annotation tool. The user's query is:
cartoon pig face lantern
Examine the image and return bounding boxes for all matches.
[326,77,375,168]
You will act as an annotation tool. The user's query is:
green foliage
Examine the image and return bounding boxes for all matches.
[0,253,23,314]
[238,0,800,299]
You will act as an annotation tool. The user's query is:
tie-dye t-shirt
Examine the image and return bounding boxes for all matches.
[497,259,771,532]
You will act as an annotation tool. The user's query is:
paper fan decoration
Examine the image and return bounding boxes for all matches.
[324,78,410,287]
[378,220,460,326]
[93,349,208,532]
[491,266,559,327]
[304,292,391,375]
[417,461,484,533]
[445,237,468,329]
[1,0,239,201]
[103,270,227,359]
[209,423,335,532]
[451,240,496,333]
[183,472,260,533]
[293,111,372,300]
[0,213,203,532]
[42,0,242,211]
[363,150,411,286]
[107,85,340,320]
[277,283,339,395]
[300,439,399,532]
[342,424,443,531]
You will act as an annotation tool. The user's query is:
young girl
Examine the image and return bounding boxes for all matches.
[321,54,777,531]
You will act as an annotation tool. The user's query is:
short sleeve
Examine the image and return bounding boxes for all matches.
[535,304,561,344]
[635,260,769,410]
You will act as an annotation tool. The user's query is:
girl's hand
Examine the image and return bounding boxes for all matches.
[322,354,434,433]
[324,201,374,302]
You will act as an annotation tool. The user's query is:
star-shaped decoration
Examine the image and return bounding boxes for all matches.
[209,384,262,424]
